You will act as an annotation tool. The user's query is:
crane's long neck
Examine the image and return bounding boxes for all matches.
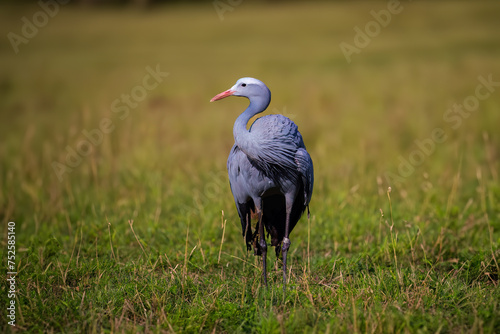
[233,96,270,149]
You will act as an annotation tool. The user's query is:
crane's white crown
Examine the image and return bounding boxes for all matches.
[230,77,271,99]
[233,77,266,87]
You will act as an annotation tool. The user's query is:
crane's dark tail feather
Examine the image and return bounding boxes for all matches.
[239,184,307,258]
[260,185,307,258]
[238,200,267,256]
[238,201,254,252]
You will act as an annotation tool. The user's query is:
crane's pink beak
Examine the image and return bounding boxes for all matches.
[210,89,235,102]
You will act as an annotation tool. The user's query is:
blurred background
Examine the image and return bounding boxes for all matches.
[2,2,499,331]
[0,0,499,249]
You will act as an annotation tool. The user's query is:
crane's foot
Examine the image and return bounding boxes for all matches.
[282,237,291,293]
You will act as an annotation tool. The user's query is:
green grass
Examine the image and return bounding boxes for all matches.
[1,1,500,332]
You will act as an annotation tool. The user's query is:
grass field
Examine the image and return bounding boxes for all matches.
[1,1,500,332]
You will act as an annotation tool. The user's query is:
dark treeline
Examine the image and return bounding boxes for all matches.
[5,0,290,5]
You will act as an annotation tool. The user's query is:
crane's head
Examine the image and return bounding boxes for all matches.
[210,77,271,103]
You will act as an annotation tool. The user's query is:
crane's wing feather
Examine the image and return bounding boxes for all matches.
[227,145,252,236]
[245,115,304,182]
[227,145,247,206]
[295,147,314,206]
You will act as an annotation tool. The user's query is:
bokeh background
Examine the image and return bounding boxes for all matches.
[1,0,499,332]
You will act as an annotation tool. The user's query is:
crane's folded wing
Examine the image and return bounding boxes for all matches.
[295,148,314,206]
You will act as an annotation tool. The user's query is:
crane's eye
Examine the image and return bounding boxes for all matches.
[241,83,246,87]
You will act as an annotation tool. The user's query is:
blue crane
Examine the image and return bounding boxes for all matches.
[211,78,314,290]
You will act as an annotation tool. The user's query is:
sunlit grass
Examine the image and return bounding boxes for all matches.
[0,1,499,333]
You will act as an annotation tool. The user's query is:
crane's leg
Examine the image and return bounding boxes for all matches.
[282,194,294,293]
[256,200,268,288]
[244,210,252,251]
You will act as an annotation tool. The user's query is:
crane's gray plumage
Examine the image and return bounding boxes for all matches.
[211,77,314,290]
